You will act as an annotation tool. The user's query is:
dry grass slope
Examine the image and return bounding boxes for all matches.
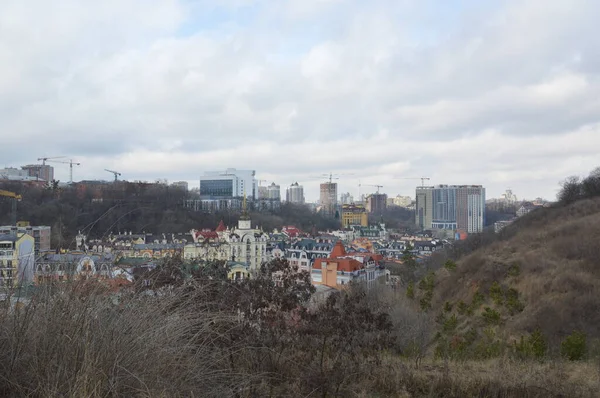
[432,198,600,345]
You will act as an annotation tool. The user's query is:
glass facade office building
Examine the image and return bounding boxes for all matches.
[200,179,233,198]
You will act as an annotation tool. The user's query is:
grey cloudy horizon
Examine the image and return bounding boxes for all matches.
[1,0,600,202]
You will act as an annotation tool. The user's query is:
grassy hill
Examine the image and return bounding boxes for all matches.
[425,198,600,358]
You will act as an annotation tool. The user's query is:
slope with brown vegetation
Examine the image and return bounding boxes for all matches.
[429,197,600,354]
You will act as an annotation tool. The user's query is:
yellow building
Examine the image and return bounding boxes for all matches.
[0,233,35,287]
[341,204,368,228]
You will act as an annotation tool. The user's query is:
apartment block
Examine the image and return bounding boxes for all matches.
[0,225,51,254]
[416,185,486,233]
[319,182,337,216]
[0,233,35,287]
[286,182,305,204]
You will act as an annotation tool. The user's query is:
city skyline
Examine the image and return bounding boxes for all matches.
[2,1,600,202]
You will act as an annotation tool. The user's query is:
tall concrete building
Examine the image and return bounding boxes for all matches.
[199,169,256,199]
[416,185,486,233]
[319,182,338,216]
[21,164,54,182]
[267,182,281,201]
[257,186,268,199]
[415,187,433,230]
[286,182,305,204]
[366,193,387,213]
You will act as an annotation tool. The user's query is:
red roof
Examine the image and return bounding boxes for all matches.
[196,231,219,239]
[330,240,346,258]
[216,220,226,232]
[282,225,302,237]
[312,240,383,273]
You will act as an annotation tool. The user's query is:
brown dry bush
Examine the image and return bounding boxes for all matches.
[0,282,245,397]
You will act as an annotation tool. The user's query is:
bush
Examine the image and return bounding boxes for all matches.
[514,329,547,360]
[482,307,501,325]
[443,314,458,333]
[505,288,525,315]
[507,263,521,277]
[406,281,415,299]
[444,259,457,271]
[489,281,503,305]
[561,331,587,361]
[419,291,433,312]
[443,301,453,313]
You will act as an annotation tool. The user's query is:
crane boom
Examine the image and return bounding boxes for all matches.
[105,169,121,182]
[361,184,384,194]
[37,156,65,166]
[394,177,431,187]
[46,159,81,184]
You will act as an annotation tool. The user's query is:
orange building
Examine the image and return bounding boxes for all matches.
[312,241,385,289]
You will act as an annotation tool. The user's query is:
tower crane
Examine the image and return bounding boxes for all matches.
[105,169,121,182]
[37,156,65,166]
[46,159,81,184]
[0,190,22,225]
[394,177,431,187]
[308,173,355,184]
[360,184,384,194]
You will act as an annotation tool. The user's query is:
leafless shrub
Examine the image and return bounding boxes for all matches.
[0,281,244,397]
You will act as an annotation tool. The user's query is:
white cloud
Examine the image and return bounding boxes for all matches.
[1,0,600,202]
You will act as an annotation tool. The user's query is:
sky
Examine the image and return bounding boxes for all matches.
[1,0,600,202]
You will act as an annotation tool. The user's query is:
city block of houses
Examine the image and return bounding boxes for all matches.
[2,214,446,292]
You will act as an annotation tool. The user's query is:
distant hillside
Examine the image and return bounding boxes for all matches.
[423,197,600,357]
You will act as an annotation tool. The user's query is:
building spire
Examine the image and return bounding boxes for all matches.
[240,189,250,220]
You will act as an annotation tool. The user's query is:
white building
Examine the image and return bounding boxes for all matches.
[286,182,305,204]
[0,168,40,182]
[393,195,413,207]
[340,192,354,205]
[184,211,269,273]
[199,168,257,199]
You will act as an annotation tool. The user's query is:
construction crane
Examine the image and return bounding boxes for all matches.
[309,173,355,184]
[360,184,384,194]
[37,156,65,166]
[105,169,121,182]
[395,177,431,187]
[46,159,81,184]
[0,190,22,226]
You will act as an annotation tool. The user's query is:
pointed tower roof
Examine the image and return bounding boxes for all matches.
[240,190,250,221]
[216,220,226,232]
[330,240,346,259]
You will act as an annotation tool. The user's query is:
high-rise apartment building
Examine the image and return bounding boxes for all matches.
[286,182,305,204]
[21,164,54,182]
[366,193,387,213]
[257,186,268,199]
[267,183,281,201]
[415,185,486,233]
[415,187,433,230]
[199,169,256,199]
[320,182,338,216]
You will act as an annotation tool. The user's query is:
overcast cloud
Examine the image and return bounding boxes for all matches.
[1,0,599,201]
